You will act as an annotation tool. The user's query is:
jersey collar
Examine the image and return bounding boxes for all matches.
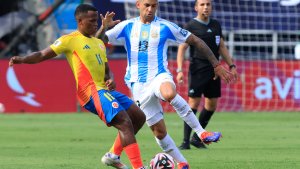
[193,18,210,25]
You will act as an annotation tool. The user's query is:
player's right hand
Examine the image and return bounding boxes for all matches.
[176,72,184,84]
[9,56,23,67]
[105,79,116,91]
[100,11,121,29]
[214,64,234,84]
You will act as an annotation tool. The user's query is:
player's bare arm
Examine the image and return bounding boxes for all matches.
[185,34,234,84]
[95,11,120,43]
[176,43,189,84]
[104,62,116,90]
[219,38,239,82]
[9,47,57,67]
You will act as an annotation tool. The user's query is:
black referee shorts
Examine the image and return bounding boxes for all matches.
[188,68,221,98]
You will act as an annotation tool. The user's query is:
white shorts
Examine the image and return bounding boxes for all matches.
[130,73,175,126]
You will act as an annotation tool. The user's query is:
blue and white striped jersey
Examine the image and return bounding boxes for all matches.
[106,16,191,83]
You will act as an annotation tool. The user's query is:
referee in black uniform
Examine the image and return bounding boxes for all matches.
[176,0,238,150]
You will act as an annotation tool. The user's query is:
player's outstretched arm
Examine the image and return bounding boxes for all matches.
[185,34,234,84]
[9,47,57,67]
[95,11,121,42]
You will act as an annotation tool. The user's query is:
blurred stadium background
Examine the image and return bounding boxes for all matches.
[0,0,299,113]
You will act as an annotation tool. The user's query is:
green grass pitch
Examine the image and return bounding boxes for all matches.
[0,112,300,169]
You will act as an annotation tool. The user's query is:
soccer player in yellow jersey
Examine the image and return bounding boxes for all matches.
[9,4,146,169]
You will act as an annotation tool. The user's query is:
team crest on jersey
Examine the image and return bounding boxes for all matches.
[53,40,62,47]
[131,30,139,38]
[151,29,159,38]
[141,31,149,39]
[180,28,188,37]
[215,35,220,46]
[99,43,105,50]
[112,102,119,109]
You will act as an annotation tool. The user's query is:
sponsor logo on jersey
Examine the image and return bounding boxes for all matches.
[53,40,61,47]
[189,89,195,94]
[141,31,149,39]
[207,29,212,33]
[83,45,91,49]
[112,102,119,109]
[180,28,188,37]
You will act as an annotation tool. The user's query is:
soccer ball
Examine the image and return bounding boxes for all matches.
[149,153,175,169]
[0,103,5,113]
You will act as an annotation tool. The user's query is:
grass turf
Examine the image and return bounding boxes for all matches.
[0,112,300,169]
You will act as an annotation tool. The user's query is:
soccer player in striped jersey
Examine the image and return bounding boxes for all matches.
[97,0,234,168]
[8,4,146,169]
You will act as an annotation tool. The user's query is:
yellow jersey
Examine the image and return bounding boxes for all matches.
[50,31,108,106]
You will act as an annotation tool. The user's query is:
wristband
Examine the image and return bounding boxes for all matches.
[229,64,236,69]
[176,68,183,73]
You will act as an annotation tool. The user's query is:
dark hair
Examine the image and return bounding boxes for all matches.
[194,0,198,6]
[74,4,97,18]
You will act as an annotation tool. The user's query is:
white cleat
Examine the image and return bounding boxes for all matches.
[101,152,129,169]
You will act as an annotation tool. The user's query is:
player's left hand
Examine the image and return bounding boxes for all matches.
[214,64,234,84]
[100,11,121,29]
[105,79,116,90]
[9,56,23,66]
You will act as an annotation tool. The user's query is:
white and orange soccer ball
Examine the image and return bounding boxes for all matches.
[149,153,175,169]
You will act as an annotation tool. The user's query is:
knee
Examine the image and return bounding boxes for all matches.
[152,127,167,140]
[161,88,177,102]
[154,131,167,140]
[119,118,134,133]
[160,82,176,102]
[205,101,218,111]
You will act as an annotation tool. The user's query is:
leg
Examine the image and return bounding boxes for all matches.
[126,103,146,134]
[191,97,217,145]
[88,90,144,169]
[103,104,146,163]
[160,81,221,144]
[148,117,189,168]
[107,104,145,157]
[103,108,145,169]
[109,110,144,169]
[130,78,189,168]
[201,97,218,128]
[160,81,205,137]
[110,110,136,148]
[179,97,201,150]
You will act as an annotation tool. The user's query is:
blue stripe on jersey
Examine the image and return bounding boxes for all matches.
[118,23,134,82]
[157,23,176,74]
[138,24,151,82]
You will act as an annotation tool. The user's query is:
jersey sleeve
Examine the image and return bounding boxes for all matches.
[105,20,129,45]
[163,20,191,44]
[213,19,223,38]
[50,36,69,55]
[184,21,192,32]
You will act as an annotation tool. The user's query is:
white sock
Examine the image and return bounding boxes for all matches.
[170,94,205,136]
[155,134,187,163]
